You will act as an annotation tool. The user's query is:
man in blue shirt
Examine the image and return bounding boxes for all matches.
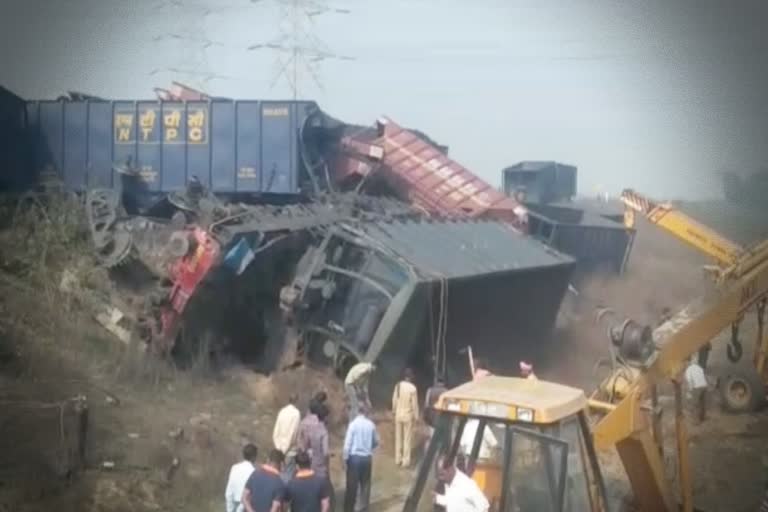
[243,449,286,512]
[343,405,379,512]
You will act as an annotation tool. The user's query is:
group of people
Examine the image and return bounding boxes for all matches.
[343,362,423,469]
[225,391,333,512]
[225,360,408,512]
[225,356,534,512]
[341,362,420,509]
[225,443,332,512]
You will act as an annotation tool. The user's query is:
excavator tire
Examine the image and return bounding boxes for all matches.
[720,365,766,414]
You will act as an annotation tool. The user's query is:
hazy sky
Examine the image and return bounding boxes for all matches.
[2,0,767,199]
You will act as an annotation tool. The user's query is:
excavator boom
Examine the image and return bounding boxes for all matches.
[593,190,768,512]
[620,188,743,267]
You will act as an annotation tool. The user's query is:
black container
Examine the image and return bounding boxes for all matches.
[526,202,635,277]
[502,161,577,204]
[0,86,30,191]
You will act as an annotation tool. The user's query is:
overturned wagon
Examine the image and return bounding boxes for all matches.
[281,216,574,400]
[2,83,577,394]
[502,162,635,276]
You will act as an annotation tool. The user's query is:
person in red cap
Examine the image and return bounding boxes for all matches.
[519,361,537,380]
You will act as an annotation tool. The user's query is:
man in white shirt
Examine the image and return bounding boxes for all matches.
[684,358,708,423]
[459,420,499,462]
[519,361,537,380]
[273,394,301,453]
[434,456,490,512]
[225,443,258,512]
[273,394,301,477]
[344,361,375,421]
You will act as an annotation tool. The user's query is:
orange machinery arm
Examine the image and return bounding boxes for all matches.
[591,233,768,511]
[620,188,744,269]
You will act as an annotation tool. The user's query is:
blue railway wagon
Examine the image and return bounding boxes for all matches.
[23,99,319,194]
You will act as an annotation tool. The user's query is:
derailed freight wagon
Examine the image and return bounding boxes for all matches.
[6,87,578,391]
[280,216,575,401]
[502,162,635,276]
[22,98,333,201]
[525,202,635,278]
[502,161,577,205]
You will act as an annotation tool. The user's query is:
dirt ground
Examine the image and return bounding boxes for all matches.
[0,196,766,512]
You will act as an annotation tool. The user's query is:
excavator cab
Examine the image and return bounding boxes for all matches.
[402,376,609,512]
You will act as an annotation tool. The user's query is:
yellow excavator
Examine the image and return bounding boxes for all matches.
[616,188,767,414]
[400,189,767,512]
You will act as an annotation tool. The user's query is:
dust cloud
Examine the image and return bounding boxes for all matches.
[536,220,710,390]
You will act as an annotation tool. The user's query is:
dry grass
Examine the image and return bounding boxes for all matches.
[0,190,296,512]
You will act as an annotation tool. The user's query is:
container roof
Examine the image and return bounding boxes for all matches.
[526,202,626,229]
[353,218,574,279]
[503,161,577,173]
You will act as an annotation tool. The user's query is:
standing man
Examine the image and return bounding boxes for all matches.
[422,378,447,457]
[274,394,301,479]
[344,361,375,421]
[433,456,490,512]
[423,378,447,430]
[310,391,328,412]
[343,405,379,512]
[472,357,492,380]
[225,443,258,512]
[243,449,286,512]
[519,361,537,380]
[698,342,713,371]
[459,419,499,462]
[392,368,419,468]
[285,450,331,512]
[298,401,334,511]
[684,356,708,423]
[472,358,491,381]
[298,402,330,475]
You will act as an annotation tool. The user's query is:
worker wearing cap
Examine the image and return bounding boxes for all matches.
[344,361,375,421]
[520,361,537,380]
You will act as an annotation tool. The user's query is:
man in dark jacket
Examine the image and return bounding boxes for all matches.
[285,450,331,512]
[243,449,285,512]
